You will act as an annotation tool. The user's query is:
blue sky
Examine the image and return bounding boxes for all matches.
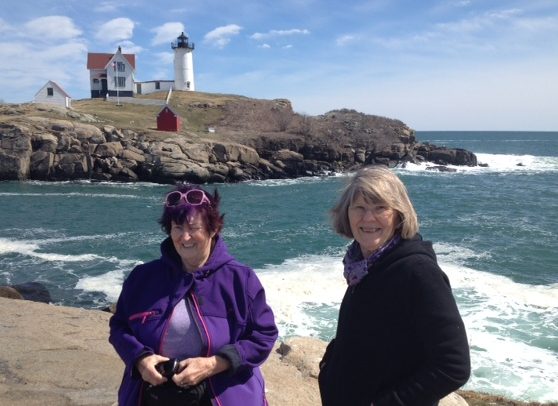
[1,0,557,130]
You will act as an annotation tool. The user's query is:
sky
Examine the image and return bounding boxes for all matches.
[0,0,557,131]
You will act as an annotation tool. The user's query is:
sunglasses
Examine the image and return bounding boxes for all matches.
[165,190,211,207]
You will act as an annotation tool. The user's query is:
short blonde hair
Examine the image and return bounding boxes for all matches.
[331,166,419,239]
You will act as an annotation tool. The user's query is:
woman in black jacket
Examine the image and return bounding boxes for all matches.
[319,166,470,406]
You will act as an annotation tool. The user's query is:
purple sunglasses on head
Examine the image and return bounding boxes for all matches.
[165,189,211,207]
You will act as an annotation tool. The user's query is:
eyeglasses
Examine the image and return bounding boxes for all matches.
[165,190,211,207]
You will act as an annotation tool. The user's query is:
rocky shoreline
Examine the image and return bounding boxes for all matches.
[0,95,477,184]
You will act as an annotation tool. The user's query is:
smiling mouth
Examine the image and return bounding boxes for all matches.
[361,227,381,233]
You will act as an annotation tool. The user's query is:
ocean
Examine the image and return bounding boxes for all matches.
[1,131,557,402]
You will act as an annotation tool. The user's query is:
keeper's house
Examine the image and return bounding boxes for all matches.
[34,80,72,108]
[87,46,135,98]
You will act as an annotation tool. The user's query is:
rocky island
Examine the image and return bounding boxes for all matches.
[0,91,477,183]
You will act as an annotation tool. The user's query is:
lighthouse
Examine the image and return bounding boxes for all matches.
[172,32,195,91]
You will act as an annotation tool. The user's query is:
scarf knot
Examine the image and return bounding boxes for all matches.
[343,234,401,286]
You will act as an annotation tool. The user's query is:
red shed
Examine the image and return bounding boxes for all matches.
[157,105,182,132]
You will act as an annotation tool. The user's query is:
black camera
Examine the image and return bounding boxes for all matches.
[156,358,180,378]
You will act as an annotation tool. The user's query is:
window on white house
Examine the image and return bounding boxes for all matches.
[117,62,125,72]
[156,82,160,89]
[93,79,99,84]
[114,77,126,88]
[47,87,54,96]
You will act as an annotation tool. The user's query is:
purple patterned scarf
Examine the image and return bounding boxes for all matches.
[343,234,401,286]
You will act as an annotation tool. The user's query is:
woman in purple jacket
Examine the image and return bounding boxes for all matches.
[109,184,278,406]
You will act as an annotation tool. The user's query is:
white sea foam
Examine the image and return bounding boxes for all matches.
[76,269,127,301]
[75,257,143,301]
[38,232,137,245]
[395,153,558,175]
[0,192,146,199]
[257,255,345,338]
[247,173,346,187]
[0,237,103,263]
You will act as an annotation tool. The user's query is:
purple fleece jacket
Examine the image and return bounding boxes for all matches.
[109,236,278,406]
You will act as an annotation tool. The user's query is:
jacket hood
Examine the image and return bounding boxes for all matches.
[373,234,438,270]
[160,235,235,279]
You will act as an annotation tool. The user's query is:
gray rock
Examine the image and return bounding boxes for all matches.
[32,132,58,153]
[30,150,54,179]
[95,142,124,158]
[120,148,145,163]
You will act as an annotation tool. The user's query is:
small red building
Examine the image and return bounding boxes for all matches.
[157,105,182,132]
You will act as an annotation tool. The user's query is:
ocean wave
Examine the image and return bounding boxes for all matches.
[38,232,139,245]
[75,269,130,302]
[24,180,164,188]
[246,173,346,187]
[395,153,558,175]
[0,237,103,263]
[0,191,150,199]
[256,255,345,338]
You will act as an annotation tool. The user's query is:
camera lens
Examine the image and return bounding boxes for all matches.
[157,359,179,378]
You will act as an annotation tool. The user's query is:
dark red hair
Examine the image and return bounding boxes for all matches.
[159,184,224,236]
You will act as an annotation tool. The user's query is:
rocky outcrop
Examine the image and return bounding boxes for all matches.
[0,104,478,184]
[0,297,469,406]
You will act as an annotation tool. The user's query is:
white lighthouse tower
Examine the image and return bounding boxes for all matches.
[172,32,195,91]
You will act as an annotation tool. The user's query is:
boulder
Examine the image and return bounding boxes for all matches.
[94,142,124,158]
[277,337,327,378]
[10,282,52,303]
[30,150,54,179]
[183,144,211,163]
[0,151,31,180]
[74,123,103,141]
[120,148,145,163]
[0,286,24,300]
[31,133,58,153]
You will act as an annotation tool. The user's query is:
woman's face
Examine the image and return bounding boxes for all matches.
[170,211,215,272]
[348,193,398,258]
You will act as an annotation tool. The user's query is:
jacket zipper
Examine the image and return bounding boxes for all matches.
[129,310,159,324]
[190,292,223,406]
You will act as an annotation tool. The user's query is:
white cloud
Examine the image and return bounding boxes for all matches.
[435,8,522,34]
[153,51,174,65]
[0,39,88,101]
[259,43,271,49]
[203,24,242,49]
[94,1,120,13]
[24,16,82,40]
[250,28,310,41]
[151,22,185,46]
[118,40,143,54]
[0,18,12,33]
[336,34,357,46]
[95,17,135,43]
[282,44,293,49]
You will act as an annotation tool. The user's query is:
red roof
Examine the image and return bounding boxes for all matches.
[87,53,136,70]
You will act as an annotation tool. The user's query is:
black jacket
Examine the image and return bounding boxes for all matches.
[319,236,470,406]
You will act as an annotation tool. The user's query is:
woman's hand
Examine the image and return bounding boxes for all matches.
[136,354,169,385]
[172,356,231,387]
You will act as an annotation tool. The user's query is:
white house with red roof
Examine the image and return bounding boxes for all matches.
[86,46,136,98]
[86,33,195,99]
[33,80,72,108]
